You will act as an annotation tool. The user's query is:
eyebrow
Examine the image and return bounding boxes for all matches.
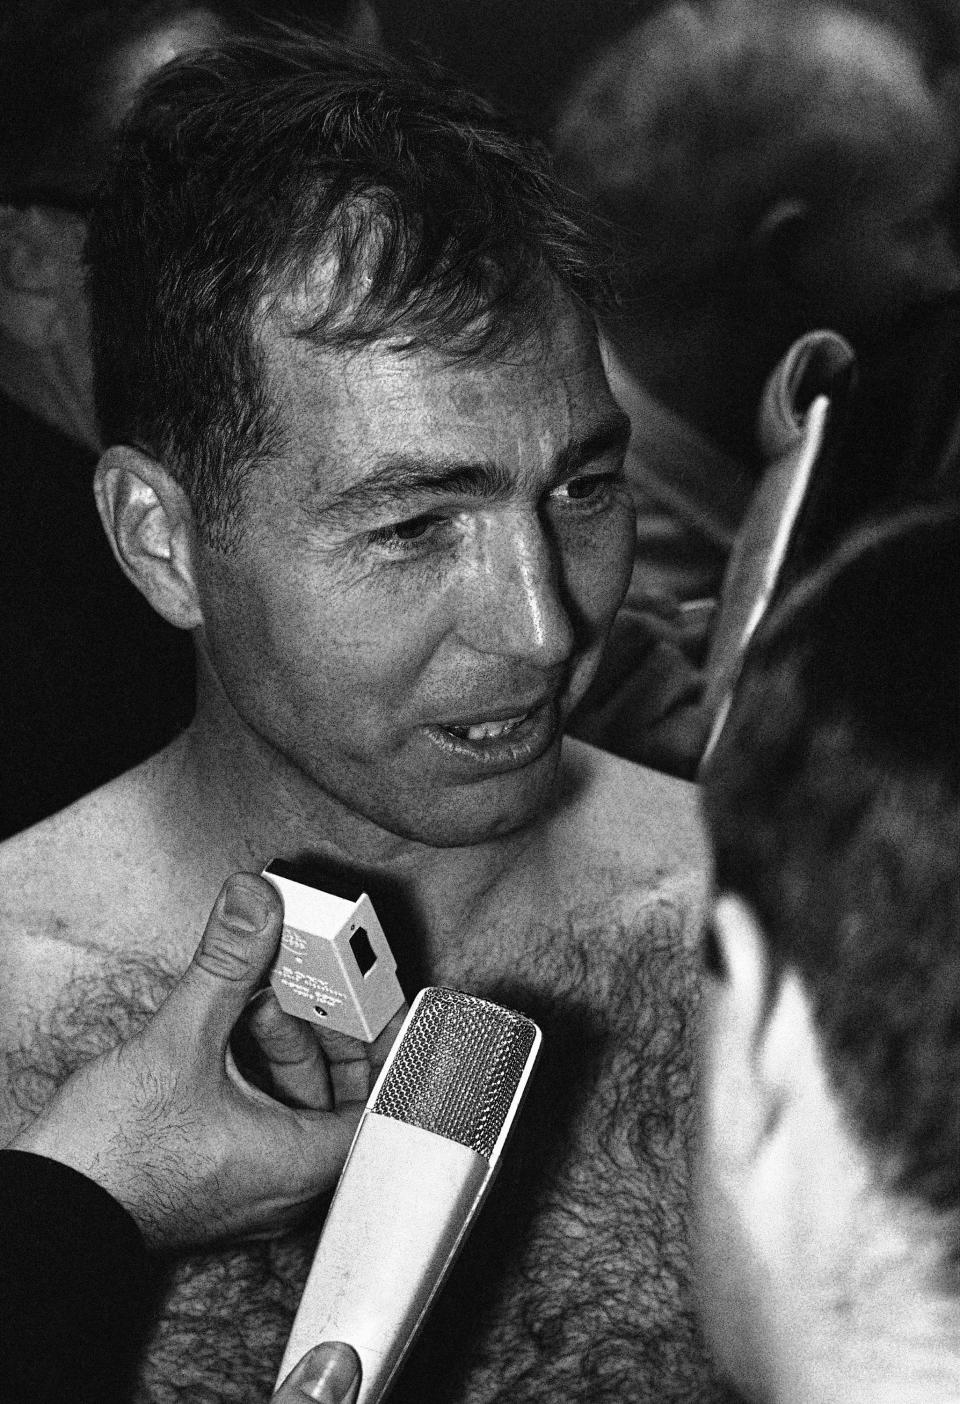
[313,412,631,527]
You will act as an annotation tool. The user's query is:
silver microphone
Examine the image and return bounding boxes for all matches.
[275,986,542,1402]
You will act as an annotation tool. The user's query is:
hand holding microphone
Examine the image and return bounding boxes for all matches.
[2,873,407,1403]
[12,873,406,1249]
[5,876,537,1404]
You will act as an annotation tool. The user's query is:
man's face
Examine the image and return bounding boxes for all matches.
[194,296,633,848]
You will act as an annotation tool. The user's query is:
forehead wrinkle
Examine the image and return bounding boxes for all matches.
[260,295,626,528]
[310,410,630,529]
[309,455,515,527]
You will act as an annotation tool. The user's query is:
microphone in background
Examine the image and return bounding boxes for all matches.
[275,986,542,1402]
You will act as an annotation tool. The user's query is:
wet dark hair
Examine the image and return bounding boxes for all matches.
[86,29,604,547]
[703,508,960,1244]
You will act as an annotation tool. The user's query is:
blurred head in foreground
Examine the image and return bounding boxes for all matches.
[697,507,960,1402]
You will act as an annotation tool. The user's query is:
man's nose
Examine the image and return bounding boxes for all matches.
[458,515,575,667]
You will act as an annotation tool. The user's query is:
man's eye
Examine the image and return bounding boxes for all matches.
[367,514,444,553]
[566,476,603,500]
[553,472,620,505]
[391,515,437,540]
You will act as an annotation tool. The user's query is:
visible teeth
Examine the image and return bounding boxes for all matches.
[450,714,527,742]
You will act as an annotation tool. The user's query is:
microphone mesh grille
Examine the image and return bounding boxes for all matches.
[371,987,537,1159]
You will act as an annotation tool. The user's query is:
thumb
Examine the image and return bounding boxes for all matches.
[164,874,284,1045]
[273,1341,361,1403]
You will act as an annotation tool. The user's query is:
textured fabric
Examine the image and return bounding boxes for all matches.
[567,343,742,777]
[601,340,755,617]
[568,608,710,780]
[0,1150,158,1403]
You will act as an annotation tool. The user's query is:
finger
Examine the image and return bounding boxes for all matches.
[249,999,410,1112]
[273,1341,361,1404]
[321,1002,408,1106]
[313,1027,375,1108]
[164,874,284,1048]
[245,989,334,1110]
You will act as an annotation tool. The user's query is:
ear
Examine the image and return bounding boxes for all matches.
[749,197,812,281]
[0,205,82,350]
[94,445,204,630]
[707,894,822,1168]
[702,895,775,1166]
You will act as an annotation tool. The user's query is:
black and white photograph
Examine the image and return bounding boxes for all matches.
[1,2,957,1401]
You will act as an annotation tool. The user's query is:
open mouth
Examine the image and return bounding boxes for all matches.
[442,712,530,743]
[425,699,560,771]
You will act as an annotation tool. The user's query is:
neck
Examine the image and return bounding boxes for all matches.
[785,1307,960,1404]
[153,675,544,968]
[777,1206,960,1404]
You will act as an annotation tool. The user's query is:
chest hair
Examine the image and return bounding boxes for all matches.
[3,895,735,1403]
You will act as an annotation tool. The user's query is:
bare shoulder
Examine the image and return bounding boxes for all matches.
[3,787,116,928]
[0,761,169,953]
[0,756,197,1137]
[0,738,214,953]
[559,736,706,863]
[551,737,710,938]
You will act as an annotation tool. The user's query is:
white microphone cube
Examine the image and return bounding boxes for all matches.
[263,863,405,1042]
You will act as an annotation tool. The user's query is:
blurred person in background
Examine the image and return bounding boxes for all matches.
[0,0,375,838]
[696,506,960,1402]
[0,2,218,836]
[552,0,960,772]
[372,0,960,133]
[552,0,960,498]
[785,287,960,574]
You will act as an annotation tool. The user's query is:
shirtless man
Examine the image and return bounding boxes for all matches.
[0,34,718,1404]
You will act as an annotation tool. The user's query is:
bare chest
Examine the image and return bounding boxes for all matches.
[2,891,727,1403]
